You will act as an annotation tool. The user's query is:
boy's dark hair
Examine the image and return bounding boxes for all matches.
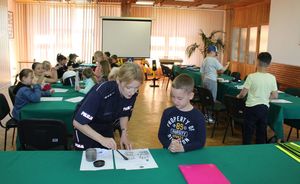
[172,74,194,93]
[111,55,118,60]
[257,52,272,67]
[57,53,67,62]
[14,69,33,85]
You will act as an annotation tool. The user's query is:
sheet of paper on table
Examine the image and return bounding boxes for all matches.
[52,88,68,93]
[235,85,244,89]
[65,96,84,103]
[40,97,63,101]
[270,99,292,103]
[114,149,158,170]
[80,149,114,171]
[277,90,284,93]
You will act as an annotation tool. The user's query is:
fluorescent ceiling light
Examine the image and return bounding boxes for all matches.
[198,4,218,8]
[136,1,154,5]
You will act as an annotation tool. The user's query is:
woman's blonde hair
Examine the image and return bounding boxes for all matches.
[42,60,51,71]
[117,63,144,84]
[108,67,120,81]
[82,67,97,84]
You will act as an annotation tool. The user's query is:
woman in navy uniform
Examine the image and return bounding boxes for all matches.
[73,63,144,150]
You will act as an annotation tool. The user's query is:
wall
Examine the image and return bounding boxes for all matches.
[8,0,17,83]
[268,0,300,66]
[0,0,10,88]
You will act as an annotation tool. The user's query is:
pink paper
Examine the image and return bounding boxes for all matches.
[179,164,231,184]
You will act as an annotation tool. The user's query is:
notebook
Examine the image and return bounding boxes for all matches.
[179,164,230,184]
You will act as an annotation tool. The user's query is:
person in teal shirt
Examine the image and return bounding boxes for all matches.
[237,52,278,144]
[76,68,97,94]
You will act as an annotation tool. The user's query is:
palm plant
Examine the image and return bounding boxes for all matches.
[186,30,225,58]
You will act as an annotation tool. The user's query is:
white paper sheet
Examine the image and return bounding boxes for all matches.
[65,96,84,103]
[40,97,63,101]
[80,149,114,171]
[52,88,68,93]
[277,90,284,93]
[235,85,244,89]
[270,99,292,103]
[114,149,158,170]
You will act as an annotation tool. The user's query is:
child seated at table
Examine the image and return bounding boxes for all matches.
[76,68,97,94]
[12,69,51,120]
[158,74,206,153]
[42,60,58,83]
[236,52,278,144]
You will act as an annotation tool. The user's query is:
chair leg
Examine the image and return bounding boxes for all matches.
[287,127,293,142]
[4,128,8,151]
[297,129,299,138]
[222,119,230,143]
[230,120,234,136]
[12,128,16,146]
[211,112,217,138]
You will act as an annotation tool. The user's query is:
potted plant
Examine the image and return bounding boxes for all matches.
[186,30,225,58]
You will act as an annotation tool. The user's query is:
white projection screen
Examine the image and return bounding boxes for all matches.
[101,17,152,58]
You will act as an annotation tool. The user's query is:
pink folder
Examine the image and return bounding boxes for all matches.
[179,164,231,184]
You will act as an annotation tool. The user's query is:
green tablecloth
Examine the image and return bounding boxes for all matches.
[216,75,300,140]
[1,144,300,184]
[173,65,202,86]
[20,83,84,134]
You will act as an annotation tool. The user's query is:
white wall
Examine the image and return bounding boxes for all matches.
[268,0,300,66]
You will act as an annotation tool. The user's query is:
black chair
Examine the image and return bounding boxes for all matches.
[161,64,174,90]
[285,88,300,97]
[283,88,300,141]
[231,72,241,81]
[243,75,248,81]
[8,85,16,105]
[223,95,245,143]
[223,69,231,76]
[197,87,226,138]
[18,119,68,150]
[0,93,18,151]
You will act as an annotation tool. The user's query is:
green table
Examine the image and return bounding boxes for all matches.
[1,144,300,184]
[20,83,84,134]
[173,65,202,86]
[216,75,300,140]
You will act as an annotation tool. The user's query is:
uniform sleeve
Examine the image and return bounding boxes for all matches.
[23,84,41,103]
[74,84,104,125]
[183,112,206,152]
[158,110,171,148]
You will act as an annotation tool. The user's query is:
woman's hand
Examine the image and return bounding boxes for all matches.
[100,137,117,150]
[120,132,132,150]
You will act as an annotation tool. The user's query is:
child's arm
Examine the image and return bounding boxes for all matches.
[158,111,172,148]
[79,80,95,94]
[237,88,248,99]
[24,84,42,102]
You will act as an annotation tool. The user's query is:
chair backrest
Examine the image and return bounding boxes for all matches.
[223,69,231,76]
[231,72,241,80]
[285,88,300,97]
[8,85,16,105]
[18,119,68,150]
[197,87,214,107]
[0,93,11,121]
[162,64,174,80]
[223,95,245,119]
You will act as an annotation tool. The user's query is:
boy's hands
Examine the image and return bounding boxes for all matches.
[168,139,184,153]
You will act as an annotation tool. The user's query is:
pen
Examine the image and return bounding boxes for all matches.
[116,150,129,160]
